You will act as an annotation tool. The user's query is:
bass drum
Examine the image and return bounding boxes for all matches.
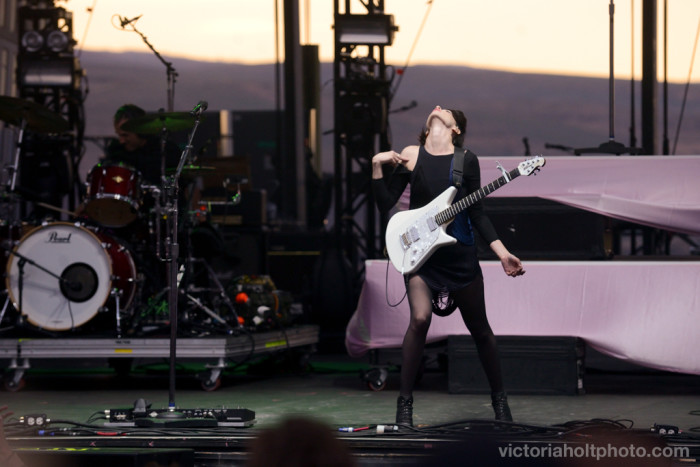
[5,222,136,332]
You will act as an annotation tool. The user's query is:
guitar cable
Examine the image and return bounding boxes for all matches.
[384,249,407,308]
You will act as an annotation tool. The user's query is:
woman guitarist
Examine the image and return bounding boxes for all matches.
[371,106,525,426]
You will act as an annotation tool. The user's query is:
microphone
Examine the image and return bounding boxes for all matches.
[120,15,142,28]
[190,100,208,117]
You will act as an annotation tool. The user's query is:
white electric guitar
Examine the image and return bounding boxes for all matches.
[385,156,546,274]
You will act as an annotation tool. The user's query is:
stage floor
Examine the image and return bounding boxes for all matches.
[3,345,700,466]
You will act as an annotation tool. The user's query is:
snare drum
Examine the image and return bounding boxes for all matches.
[84,162,142,227]
[5,222,136,331]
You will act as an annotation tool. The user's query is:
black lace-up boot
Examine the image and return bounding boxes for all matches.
[396,395,414,426]
[491,391,513,421]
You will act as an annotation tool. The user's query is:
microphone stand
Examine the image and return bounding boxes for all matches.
[157,102,206,418]
[0,242,70,326]
[574,0,641,156]
[123,20,178,112]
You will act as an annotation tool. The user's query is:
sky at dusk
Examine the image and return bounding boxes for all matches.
[64,0,700,83]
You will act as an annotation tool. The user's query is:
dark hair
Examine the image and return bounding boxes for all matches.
[113,104,146,124]
[418,108,467,147]
[247,416,356,467]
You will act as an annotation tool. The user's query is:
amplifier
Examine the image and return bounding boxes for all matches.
[478,197,608,260]
[448,335,585,395]
[202,189,266,226]
[266,230,323,296]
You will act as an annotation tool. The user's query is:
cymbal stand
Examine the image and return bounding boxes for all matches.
[7,119,27,193]
[156,102,204,417]
[17,259,25,327]
[113,291,122,338]
[160,126,168,185]
[0,293,11,329]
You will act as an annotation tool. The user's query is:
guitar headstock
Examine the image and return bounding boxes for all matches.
[518,155,546,176]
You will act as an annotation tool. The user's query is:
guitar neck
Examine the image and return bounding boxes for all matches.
[436,167,520,225]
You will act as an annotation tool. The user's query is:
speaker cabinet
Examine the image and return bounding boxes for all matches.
[477,197,608,260]
[448,335,585,395]
[266,230,323,297]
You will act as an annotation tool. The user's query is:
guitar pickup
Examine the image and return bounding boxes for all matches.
[400,232,411,250]
[400,226,421,250]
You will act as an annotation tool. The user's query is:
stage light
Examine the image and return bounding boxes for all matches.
[21,30,44,53]
[335,14,397,46]
[18,57,76,87]
[46,30,70,53]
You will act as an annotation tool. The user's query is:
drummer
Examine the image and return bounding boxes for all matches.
[104,104,181,186]
[103,104,204,210]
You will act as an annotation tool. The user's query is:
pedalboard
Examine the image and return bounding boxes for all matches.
[105,407,256,428]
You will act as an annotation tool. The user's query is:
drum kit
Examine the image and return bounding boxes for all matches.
[1,96,240,337]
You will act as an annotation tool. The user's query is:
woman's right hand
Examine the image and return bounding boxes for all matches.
[372,150,405,167]
[372,150,406,179]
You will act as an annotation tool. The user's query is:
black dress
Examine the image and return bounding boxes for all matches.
[373,146,499,295]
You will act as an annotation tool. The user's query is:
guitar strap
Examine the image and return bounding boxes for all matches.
[452,147,466,188]
[452,148,464,188]
[452,147,479,189]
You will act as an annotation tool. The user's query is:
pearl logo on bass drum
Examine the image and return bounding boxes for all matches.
[46,231,72,243]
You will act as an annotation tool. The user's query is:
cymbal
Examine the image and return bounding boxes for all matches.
[0,96,70,133]
[121,111,202,134]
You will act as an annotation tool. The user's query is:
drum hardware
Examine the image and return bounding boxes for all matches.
[182,293,231,330]
[113,287,123,338]
[0,293,11,329]
[179,256,240,334]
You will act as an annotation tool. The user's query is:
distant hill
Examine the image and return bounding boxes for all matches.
[78,50,700,176]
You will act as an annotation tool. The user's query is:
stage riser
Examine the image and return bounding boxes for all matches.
[14,448,194,467]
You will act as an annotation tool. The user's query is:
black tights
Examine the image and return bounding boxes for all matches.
[399,274,504,398]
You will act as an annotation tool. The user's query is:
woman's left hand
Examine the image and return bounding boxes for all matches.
[501,254,525,277]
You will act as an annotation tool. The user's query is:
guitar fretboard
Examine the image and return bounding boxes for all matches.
[435,167,520,225]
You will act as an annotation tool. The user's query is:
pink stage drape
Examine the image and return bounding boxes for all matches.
[346,155,700,374]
